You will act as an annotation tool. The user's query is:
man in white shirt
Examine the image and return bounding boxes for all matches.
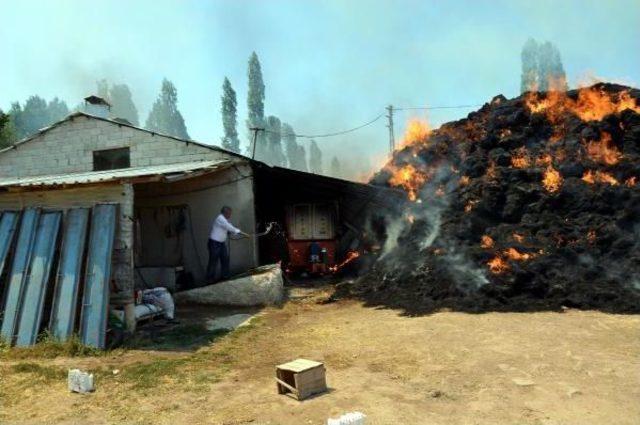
[206,206,249,283]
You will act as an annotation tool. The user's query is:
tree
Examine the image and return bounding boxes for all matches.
[330,156,342,178]
[0,109,16,148]
[282,123,308,172]
[247,52,266,155]
[109,84,139,125]
[145,78,190,139]
[265,115,285,166]
[220,77,240,152]
[47,97,69,123]
[520,39,567,93]
[309,140,322,174]
[520,38,539,93]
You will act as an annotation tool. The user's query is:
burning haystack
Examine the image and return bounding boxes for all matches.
[348,83,640,313]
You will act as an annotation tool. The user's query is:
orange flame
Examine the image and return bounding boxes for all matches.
[387,164,427,201]
[582,170,619,186]
[459,175,470,186]
[512,233,524,243]
[464,199,479,213]
[488,256,509,274]
[584,131,621,165]
[480,235,494,249]
[329,251,360,273]
[399,118,431,148]
[511,147,531,169]
[625,176,637,187]
[542,165,563,192]
[525,86,640,123]
[504,247,532,261]
[587,230,596,244]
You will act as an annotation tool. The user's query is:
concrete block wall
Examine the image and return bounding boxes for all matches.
[0,115,232,178]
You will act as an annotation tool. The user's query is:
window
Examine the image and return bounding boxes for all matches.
[93,147,130,171]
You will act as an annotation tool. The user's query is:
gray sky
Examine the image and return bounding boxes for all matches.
[2,0,639,176]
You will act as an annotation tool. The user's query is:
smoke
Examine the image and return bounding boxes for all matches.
[372,159,490,292]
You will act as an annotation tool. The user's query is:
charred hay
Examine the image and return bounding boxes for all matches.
[344,83,640,314]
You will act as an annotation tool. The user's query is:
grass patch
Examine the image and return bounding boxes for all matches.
[0,333,103,360]
[11,362,68,382]
[124,323,229,350]
[123,357,189,389]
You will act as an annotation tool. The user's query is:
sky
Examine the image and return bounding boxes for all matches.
[2,0,639,177]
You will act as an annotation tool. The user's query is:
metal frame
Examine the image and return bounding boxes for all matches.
[79,204,117,349]
[49,208,90,341]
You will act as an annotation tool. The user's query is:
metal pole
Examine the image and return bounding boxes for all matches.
[386,105,395,154]
[250,127,264,160]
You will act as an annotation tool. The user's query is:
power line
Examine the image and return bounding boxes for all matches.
[262,113,385,139]
[257,103,482,141]
[395,104,483,111]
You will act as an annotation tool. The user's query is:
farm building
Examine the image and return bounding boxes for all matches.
[0,104,389,347]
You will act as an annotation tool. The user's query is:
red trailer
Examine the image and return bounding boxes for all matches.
[285,203,337,274]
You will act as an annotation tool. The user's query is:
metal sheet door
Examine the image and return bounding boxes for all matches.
[0,211,20,286]
[0,208,40,344]
[15,212,62,347]
[79,204,117,349]
[49,208,90,341]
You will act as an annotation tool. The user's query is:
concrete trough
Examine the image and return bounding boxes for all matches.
[174,264,284,307]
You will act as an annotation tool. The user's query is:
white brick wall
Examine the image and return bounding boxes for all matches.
[0,114,234,177]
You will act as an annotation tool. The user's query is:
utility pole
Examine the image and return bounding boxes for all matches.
[250,127,264,160]
[386,105,395,154]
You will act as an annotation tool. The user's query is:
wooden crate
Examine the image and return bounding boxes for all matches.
[276,359,327,400]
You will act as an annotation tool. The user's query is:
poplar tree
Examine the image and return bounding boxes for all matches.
[220,77,240,152]
[247,52,266,155]
[309,140,323,174]
[266,115,285,166]
[109,84,140,125]
[145,78,190,139]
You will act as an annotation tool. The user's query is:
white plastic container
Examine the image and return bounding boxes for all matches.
[327,412,366,425]
[68,369,95,394]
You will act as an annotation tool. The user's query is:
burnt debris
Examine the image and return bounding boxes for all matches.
[342,83,640,314]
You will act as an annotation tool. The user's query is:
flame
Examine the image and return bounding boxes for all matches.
[587,230,596,244]
[535,154,552,167]
[512,233,524,243]
[387,164,427,201]
[525,86,640,122]
[504,247,531,261]
[582,170,619,186]
[542,165,563,192]
[480,235,494,249]
[399,118,431,148]
[459,175,470,186]
[487,256,509,274]
[485,161,497,180]
[329,251,360,273]
[625,176,637,187]
[511,147,531,168]
[584,131,621,165]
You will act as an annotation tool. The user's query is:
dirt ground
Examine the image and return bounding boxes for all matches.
[1,287,639,425]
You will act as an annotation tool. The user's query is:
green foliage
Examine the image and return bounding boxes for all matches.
[520,38,568,93]
[247,52,266,154]
[145,78,190,139]
[221,77,240,152]
[11,362,67,382]
[309,140,322,174]
[0,109,17,147]
[109,83,140,126]
[265,115,285,166]
[0,332,102,360]
[8,96,69,140]
[282,123,308,171]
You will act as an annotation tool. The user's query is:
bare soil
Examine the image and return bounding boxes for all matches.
[1,288,638,425]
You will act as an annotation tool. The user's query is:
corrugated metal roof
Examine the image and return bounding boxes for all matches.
[0,160,234,188]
